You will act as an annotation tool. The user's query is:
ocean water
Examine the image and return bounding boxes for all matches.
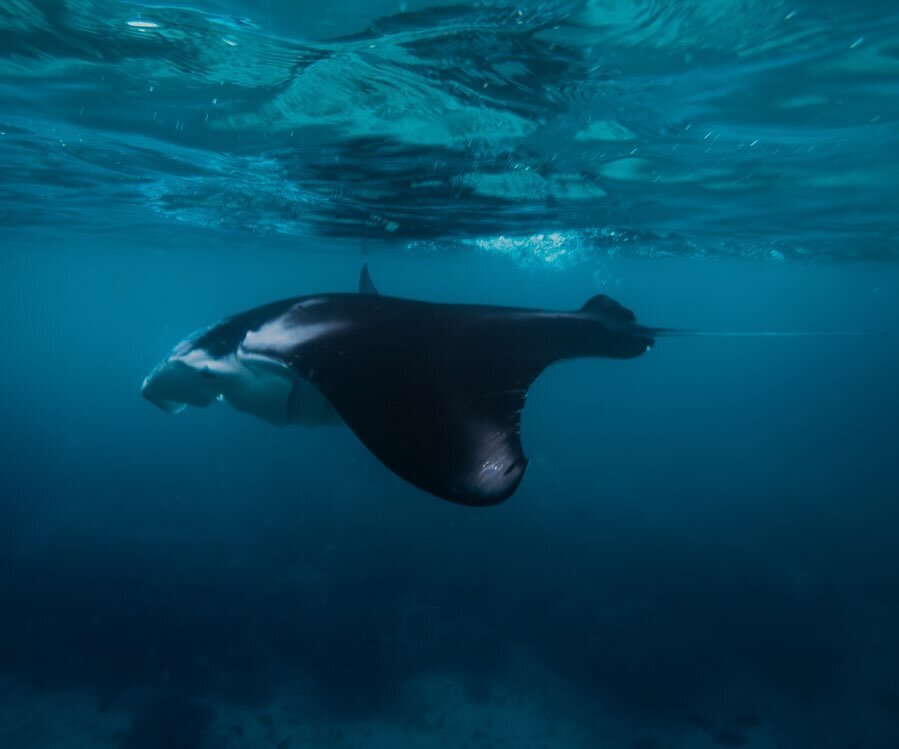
[2,1,899,748]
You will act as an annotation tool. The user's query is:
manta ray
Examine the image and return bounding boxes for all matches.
[141,266,860,506]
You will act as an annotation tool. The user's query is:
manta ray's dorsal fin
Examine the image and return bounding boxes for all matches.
[358,263,379,295]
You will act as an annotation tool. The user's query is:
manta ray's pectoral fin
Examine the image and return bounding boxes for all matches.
[300,343,534,506]
[272,307,566,506]
[358,263,379,295]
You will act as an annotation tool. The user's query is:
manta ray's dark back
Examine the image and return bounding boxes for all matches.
[246,276,654,506]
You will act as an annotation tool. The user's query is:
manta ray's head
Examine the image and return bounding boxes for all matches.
[141,335,226,415]
[141,317,331,427]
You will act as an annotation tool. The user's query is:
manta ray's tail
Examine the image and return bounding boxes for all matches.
[644,328,886,338]
[577,294,885,340]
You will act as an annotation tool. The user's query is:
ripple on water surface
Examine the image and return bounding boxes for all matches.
[0,0,897,264]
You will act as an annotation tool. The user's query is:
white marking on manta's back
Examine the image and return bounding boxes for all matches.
[179,347,239,375]
[241,307,350,356]
[235,308,345,425]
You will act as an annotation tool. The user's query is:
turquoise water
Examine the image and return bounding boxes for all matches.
[2,1,899,748]
[3,0,898,260]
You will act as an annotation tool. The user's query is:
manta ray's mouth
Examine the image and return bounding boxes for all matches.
[141,378,188,414]
[140,356,218,413]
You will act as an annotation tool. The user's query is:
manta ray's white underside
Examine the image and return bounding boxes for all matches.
[142,344,339,427]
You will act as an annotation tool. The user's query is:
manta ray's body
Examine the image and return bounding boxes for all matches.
[142,266,654,505]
